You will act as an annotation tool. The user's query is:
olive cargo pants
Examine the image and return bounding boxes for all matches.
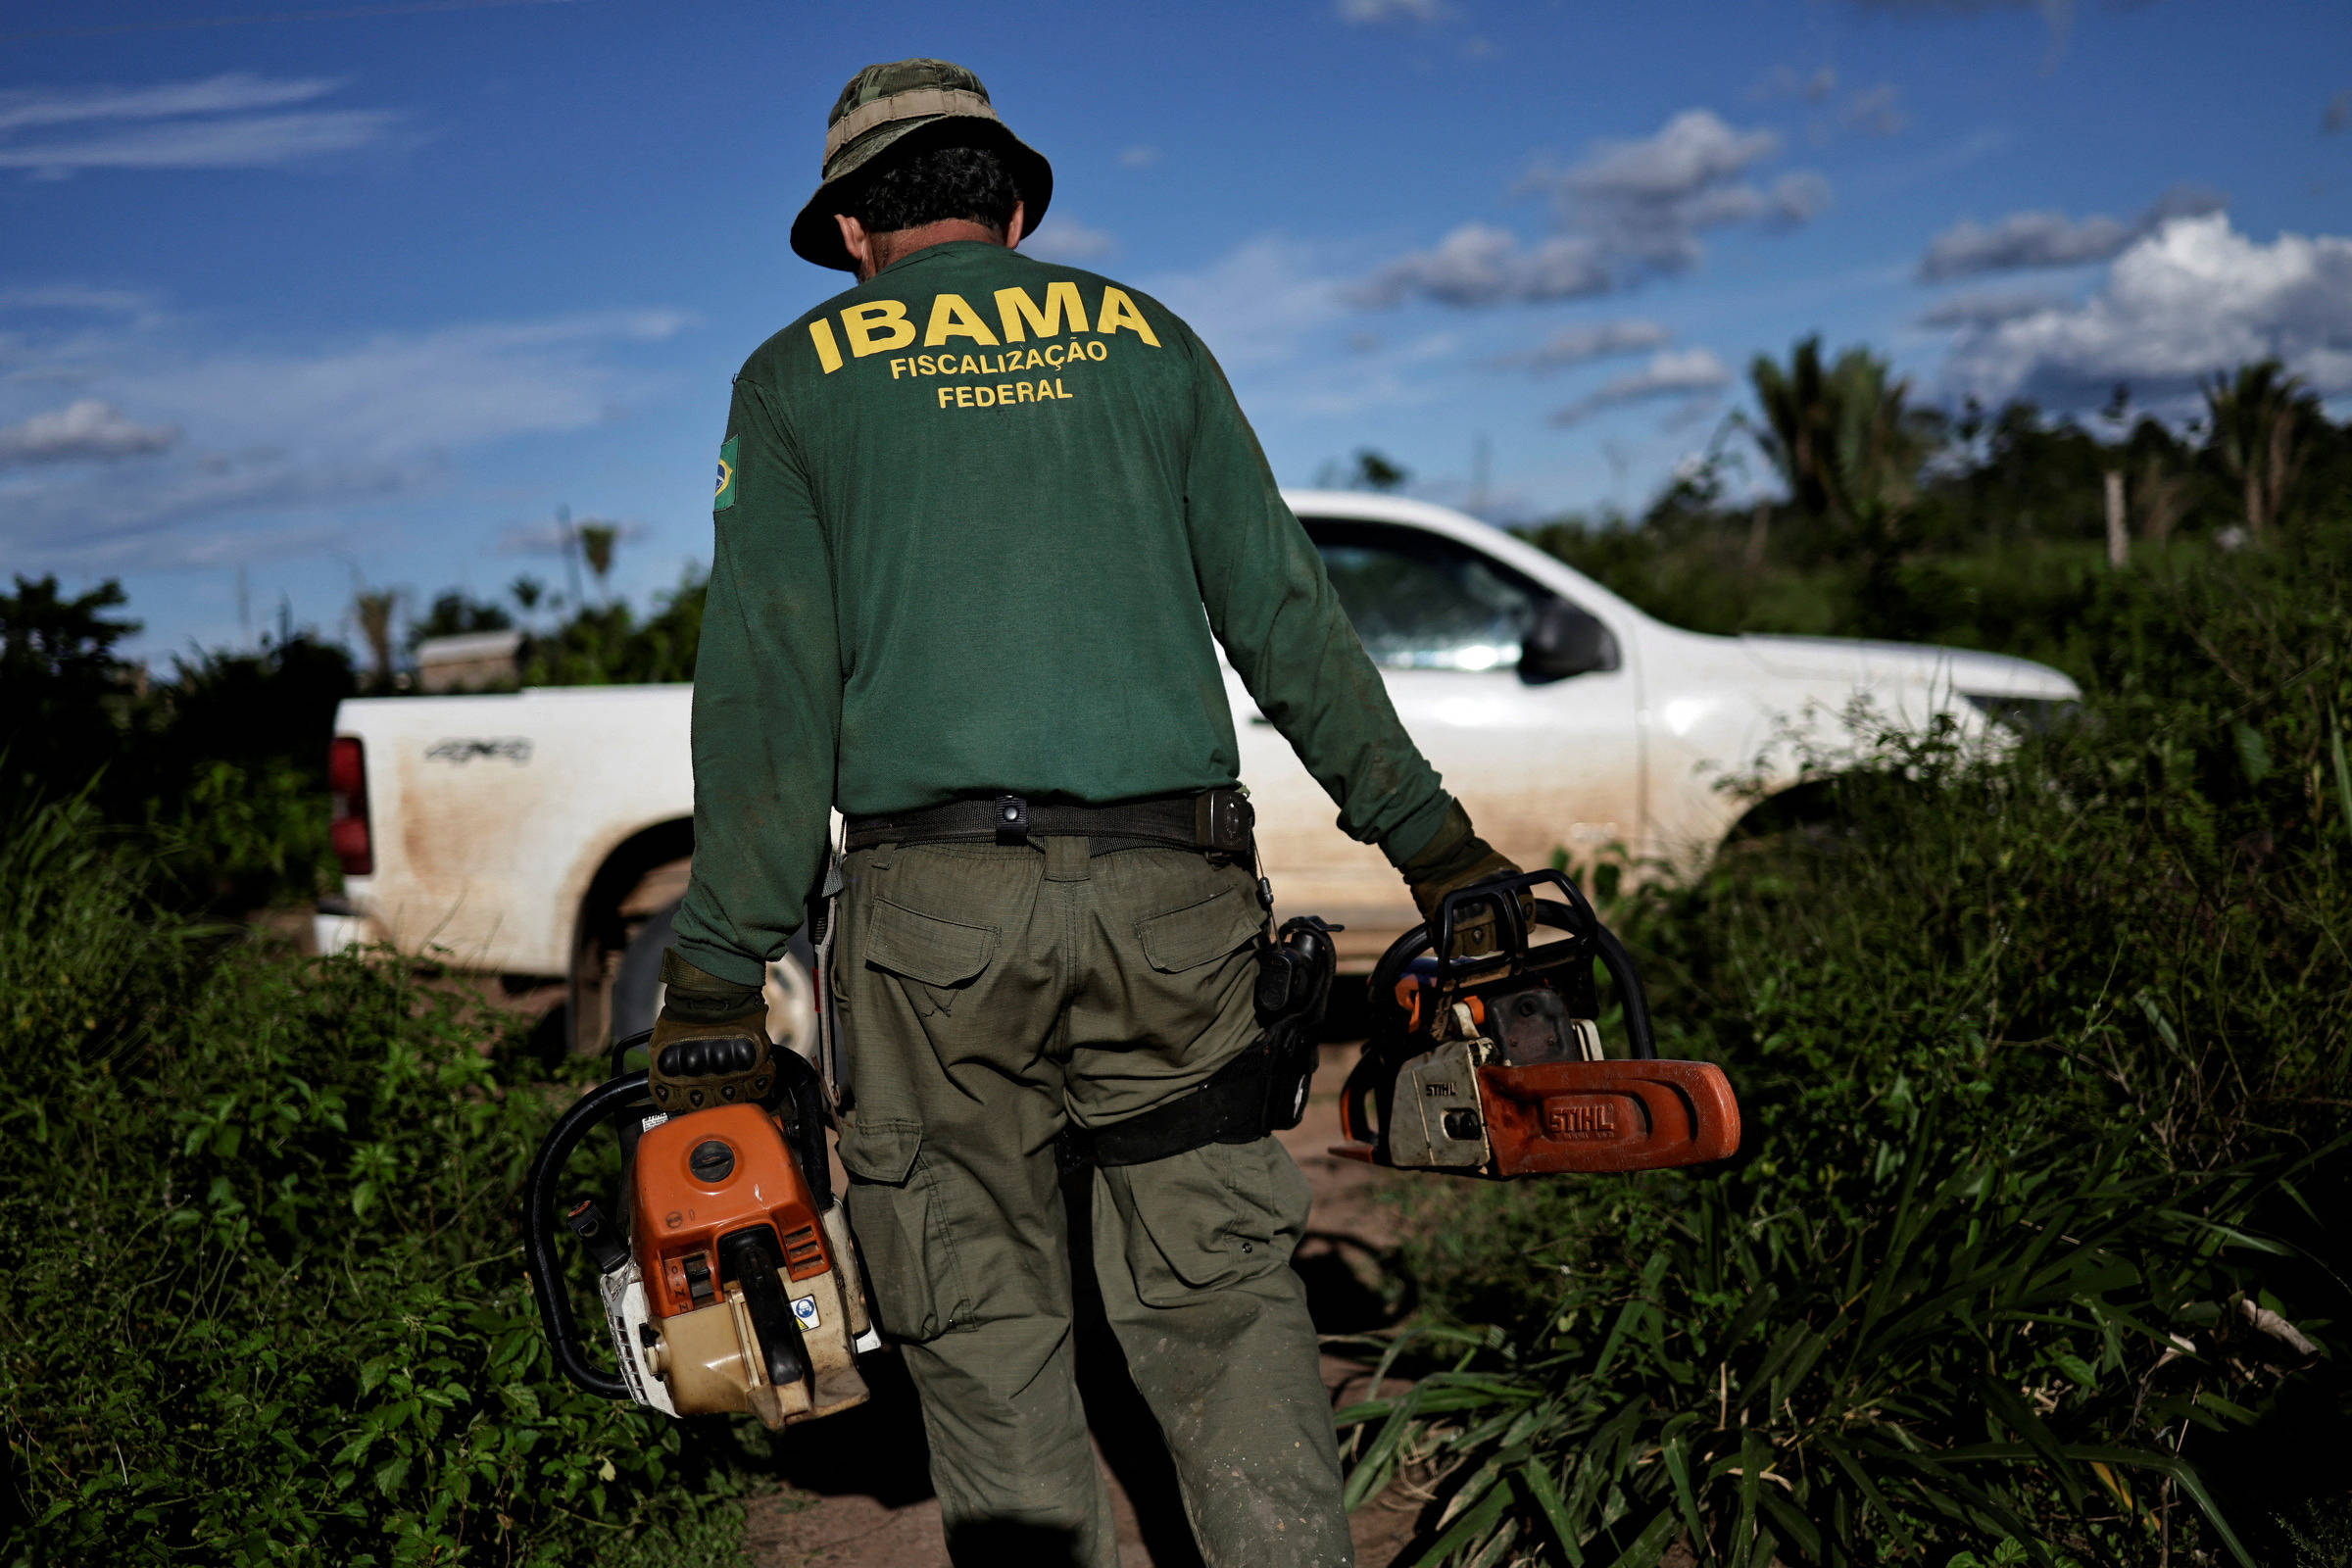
[831,836,1352,1568]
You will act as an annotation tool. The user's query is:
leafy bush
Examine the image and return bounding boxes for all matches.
[0,796,765,1564]
[518,570,706,687]
[1,573,355,911]
[1348,518,2352,1563]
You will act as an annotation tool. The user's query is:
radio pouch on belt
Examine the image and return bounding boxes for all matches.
[1060,915,1342,1171]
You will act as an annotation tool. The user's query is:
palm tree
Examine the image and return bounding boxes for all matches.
[1748,337,1936,557]
[2204,361,2319,541]
[577,523,619,602]
[510,574,545,619]
[1749,336,1837,522]
[353,589,398,688]
[1352,449,1410,492]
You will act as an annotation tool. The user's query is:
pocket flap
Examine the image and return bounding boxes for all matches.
[864,897,996,989]
[1136,886,1262,973]
[838,1116,921,1186]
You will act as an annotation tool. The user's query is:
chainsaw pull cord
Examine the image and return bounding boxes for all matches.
[524,1069,650,1400]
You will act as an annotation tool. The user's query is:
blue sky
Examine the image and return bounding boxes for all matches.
[4,0,2348,659]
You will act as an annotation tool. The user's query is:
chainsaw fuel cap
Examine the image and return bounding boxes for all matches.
[688,1139,737,1184]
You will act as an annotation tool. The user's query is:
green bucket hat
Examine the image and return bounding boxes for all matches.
[790,58,1054,273]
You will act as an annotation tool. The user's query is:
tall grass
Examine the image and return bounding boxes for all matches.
[0,796,766,1565]
[1347,522,2352,1564]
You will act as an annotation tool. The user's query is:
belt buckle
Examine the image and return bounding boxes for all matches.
[995,794,1029,846]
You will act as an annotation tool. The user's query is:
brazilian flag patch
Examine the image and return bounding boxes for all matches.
[713,436,738,512]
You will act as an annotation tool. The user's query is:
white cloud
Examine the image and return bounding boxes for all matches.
[1336,0,1450,21]
[0,74,341,134]
[1549,347,1731,424]
[1144,236,1344,368]
[1118,144,1160,169]
[1349,222,1608,308]
[1917,184,2225,279]
[1761,171,1832,223]
[1499,318,1670,370]
[0,301,691,570]
[1658,394,1727,435]
[1755,64,1838,103]
[1938,214,2352,405]
[1022,217,1118,263]
[1921,211,2132,278]
[1916,288,2074,327]
[1547,110,1781,205]
[1364,110,1828,309]
[1842,84,1908,136]
[0,449,416,572]
[0,398,178,465]
[132,309,690,458]
[0,74,396,176]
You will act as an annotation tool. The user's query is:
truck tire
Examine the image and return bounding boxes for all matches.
[610,901,820,1065]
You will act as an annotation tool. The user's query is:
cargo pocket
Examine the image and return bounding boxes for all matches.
[838,1117,971,1343]
[1134,885,1262,974]
[1110,1138,1310,1310]
[863,896,996,1018]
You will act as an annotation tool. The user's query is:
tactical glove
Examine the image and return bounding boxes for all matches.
[648,950,778,1113]
[1398,802,1526,957]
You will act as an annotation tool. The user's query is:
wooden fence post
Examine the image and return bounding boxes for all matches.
[2104,469,2129,568]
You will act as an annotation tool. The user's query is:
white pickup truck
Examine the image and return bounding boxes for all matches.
[318,490,2078,1053]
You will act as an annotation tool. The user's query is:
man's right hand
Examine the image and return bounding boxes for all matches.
[648,951,778,1112]
[1398,802,1527,957]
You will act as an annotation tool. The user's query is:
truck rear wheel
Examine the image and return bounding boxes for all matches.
[609,901,819,1064]
[612,906,823,1067]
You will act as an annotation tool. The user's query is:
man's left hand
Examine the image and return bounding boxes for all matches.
[648,951,778,1112]
[1398,804,1531,958]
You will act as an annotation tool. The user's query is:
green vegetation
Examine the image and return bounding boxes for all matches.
[1529,347,2352,664]
[1,576,356,911]
[0,794,768,1565]
[515,568,705,686]
[394,568,707,687]
[1343,349,2352,1565]
[6,345,2346,1563]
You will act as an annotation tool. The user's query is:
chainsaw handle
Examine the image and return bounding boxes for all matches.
[1369,869,1655,1060]
[1430,873,1539,978]
[523,1070,650,1401]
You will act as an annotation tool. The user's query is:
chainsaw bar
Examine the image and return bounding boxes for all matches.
[1473,1056,1739,1174]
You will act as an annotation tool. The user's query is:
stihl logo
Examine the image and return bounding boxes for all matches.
[1544,1101,1615,1139]
[1422,1082,1460,1098]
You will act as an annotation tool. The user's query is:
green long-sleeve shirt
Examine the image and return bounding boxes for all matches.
[672,240,1452,987]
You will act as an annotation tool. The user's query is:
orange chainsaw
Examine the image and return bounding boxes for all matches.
[1334,868,1740,1178]
[523,1040,875,1428]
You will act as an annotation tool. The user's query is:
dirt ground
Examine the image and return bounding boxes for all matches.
[740,1044,1431,1568]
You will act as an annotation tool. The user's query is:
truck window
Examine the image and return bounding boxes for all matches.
[1298,519,1547,672]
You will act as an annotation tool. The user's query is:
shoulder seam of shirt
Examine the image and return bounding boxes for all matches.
[737,375,807,466]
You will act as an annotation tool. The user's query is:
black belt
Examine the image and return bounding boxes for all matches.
[844,788,1254,857]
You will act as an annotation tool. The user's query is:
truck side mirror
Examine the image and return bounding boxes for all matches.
[1520,598,1618,685]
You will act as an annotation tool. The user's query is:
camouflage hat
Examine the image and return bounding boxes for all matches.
[790,58,1054,272]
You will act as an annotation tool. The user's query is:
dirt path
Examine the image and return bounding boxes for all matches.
[743,1045,1428,1568]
